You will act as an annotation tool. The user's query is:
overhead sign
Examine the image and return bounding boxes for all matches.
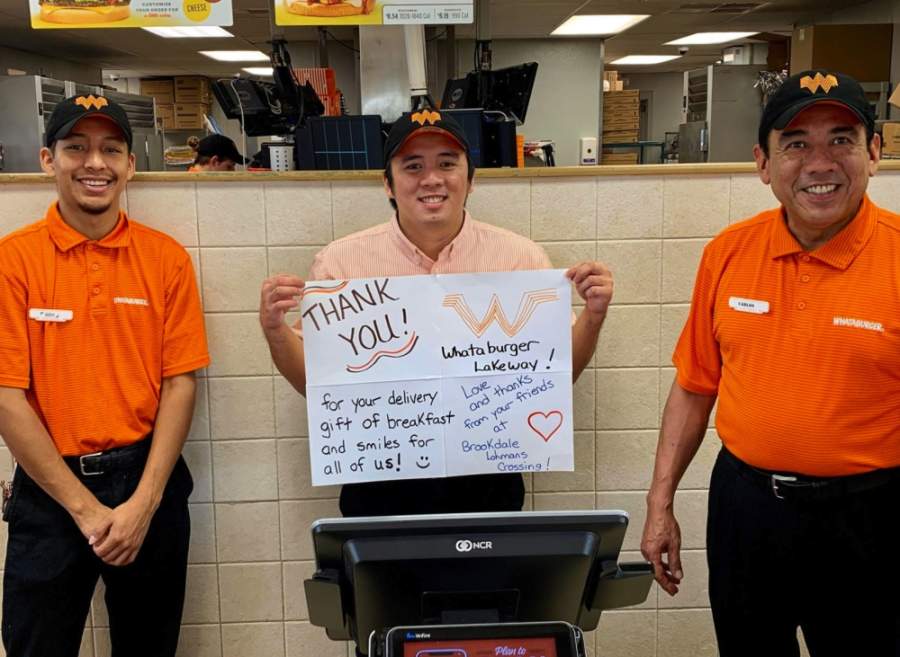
[301,270,574,487]
[30,0,233,29]
[276,0,473,26]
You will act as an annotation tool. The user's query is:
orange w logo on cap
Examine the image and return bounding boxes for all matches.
[799,73,839,94]
[74,95,109,111]
[411,110,441,126]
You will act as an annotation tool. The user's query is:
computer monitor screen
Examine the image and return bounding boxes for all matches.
[441,75,478,111]
[386,621,579,657]
[441,63,538,125]
[213,78,271,118]
[212,78,323,137]
[484,63,538,124]
[305,511,632,654]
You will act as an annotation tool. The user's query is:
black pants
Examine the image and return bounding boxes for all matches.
[2,446,193,657]
[707,448,900,657]
[340,473,524,517]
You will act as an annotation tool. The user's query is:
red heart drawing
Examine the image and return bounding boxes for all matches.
[528,411,563,442]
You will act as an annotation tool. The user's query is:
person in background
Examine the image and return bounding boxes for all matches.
[641,70,900,656]
[188,133,247,172]
[0,95,209,657]
[259,110,613,518]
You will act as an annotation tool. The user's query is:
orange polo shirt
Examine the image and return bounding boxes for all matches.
[674,195,900,476]
[0,203,210,457]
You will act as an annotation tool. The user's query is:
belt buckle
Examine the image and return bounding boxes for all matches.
[79,452,104,476]
[770,473,797,500]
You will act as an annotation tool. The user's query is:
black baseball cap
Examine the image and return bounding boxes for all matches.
[196,134,248,165]
[45,94,133,150]
[383,109,471,166]
[758,70,875,148]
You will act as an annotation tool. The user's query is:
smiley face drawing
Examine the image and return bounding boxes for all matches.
[416,455,431,469]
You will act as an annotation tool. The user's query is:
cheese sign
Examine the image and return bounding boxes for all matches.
[30,0,233,29]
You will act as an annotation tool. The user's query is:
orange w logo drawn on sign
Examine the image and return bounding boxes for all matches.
[800,73,839,94]
[411,109,441,126]
[74,95,109,111]
[442,289,559,338]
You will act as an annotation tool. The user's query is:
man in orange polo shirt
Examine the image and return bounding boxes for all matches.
[0,96,209,657]
[641,71,900,655]
[259,110,613,517]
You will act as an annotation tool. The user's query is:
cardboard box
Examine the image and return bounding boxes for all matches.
[882,122,900,155]
[603,97,640,132]
[889,85,900,111]
[156,104,175,130]
[140,78,175,105]
[604,89,640,99]
[603,121,640,133]
[604,107,640,119]
[174,77,211,104]
[173,103,210,130]
[602,131,638,144]
[601,151,639,165]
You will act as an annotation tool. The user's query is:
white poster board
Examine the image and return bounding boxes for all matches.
[302,270,574,486]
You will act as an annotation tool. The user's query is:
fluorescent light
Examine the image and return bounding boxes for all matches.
[243,67,274,76]
[611,55,681,65]
[666,32,757,45]
[200,50,269,62]
[143,26,233,38]
[552,15,649,36]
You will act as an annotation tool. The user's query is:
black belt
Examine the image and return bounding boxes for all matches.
[720,447,900,502]
[63,436,152,477]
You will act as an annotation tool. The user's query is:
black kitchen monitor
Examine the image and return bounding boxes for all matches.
[212,78,323,137]
[440,63,538,125]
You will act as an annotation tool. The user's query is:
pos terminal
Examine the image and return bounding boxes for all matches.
[304,511,654,656]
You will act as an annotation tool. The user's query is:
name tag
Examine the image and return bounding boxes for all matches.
[728,297,769,315]
[29,308,73,322]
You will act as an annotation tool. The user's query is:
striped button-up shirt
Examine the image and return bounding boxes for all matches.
[308,211,551,280]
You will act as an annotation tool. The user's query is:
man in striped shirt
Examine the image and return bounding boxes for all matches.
[641,71,900,655]
[260,110,612,516]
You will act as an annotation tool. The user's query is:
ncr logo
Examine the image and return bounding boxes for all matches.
[455,539,493,553]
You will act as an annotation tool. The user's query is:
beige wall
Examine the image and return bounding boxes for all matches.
[2,169,900,657]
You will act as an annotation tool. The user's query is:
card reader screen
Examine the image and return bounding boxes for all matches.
[403,637,557,657]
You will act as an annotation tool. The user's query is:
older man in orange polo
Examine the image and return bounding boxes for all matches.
[641,71,900,656]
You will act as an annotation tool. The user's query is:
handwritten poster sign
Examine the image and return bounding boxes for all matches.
[302,270,573,486]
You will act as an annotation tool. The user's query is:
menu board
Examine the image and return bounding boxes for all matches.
[30,0,233,29]
[301,270,574,487]
[275,0,473,27]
